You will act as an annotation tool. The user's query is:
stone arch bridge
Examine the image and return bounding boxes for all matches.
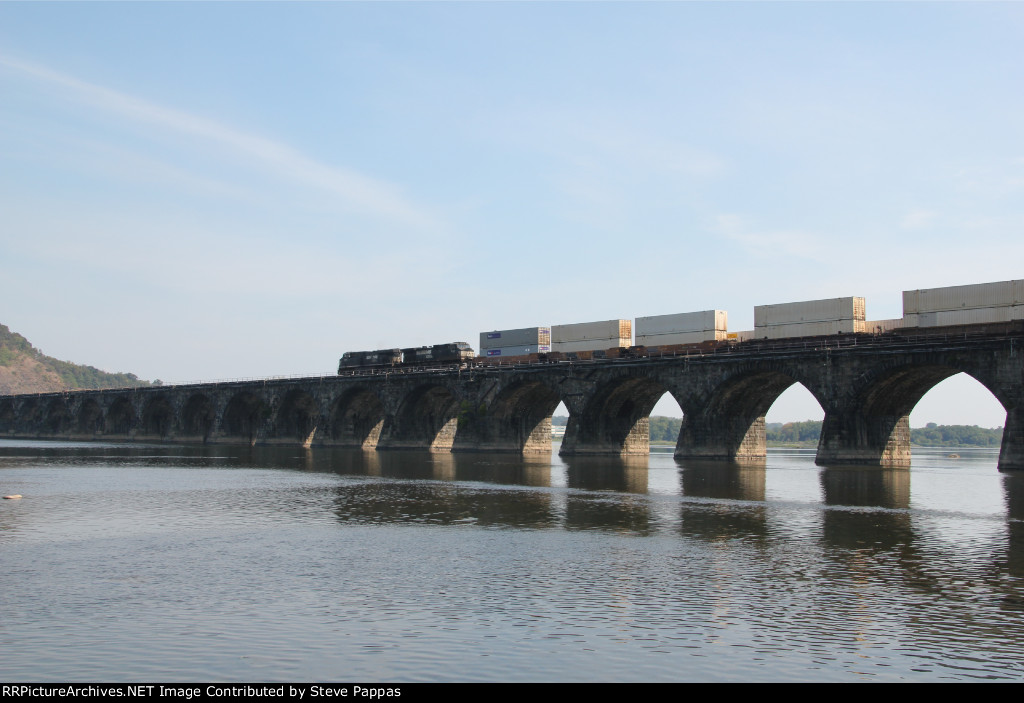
[2,329,1023,470]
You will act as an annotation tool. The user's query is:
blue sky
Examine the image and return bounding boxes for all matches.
[2,2,1021,426]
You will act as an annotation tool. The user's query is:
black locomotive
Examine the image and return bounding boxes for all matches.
[338,342,474,373]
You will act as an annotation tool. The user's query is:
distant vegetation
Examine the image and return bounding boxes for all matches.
[552,415,1003,448]
[762,420,1003,448]
[649,416,681,443]
[0,323,151,394]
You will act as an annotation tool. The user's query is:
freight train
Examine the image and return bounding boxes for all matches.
[338,342,475,373]
[338,280,1024,373]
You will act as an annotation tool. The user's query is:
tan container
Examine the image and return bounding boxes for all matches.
[551,319,632,344]
[636,330,728,346]
[915,307,1017,327]
[903,280,1024,315]
[754,297,865,327]
[635,310,727,336]
[551,338,630,353]
[757,319,866,339]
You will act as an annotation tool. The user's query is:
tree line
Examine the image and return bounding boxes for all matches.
[553,415,1003,448]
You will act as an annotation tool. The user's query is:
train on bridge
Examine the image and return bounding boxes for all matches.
[338,342,475,372]
[338,279,1024,373]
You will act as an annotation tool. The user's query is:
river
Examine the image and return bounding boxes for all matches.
[1,439,1022,682]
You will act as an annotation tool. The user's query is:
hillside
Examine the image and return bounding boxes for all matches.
[0,324,151,395]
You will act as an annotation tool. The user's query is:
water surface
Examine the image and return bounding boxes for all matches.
[1,440,1022,682]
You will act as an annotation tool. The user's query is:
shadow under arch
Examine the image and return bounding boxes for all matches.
[329,387,387,449]
[677,369,824,462]
[561,374,677,456]
[378,382,460,451]
[14,398,43,434]
[181,393,215,441]
[465,378,563,453]
[818,364,1007,468]
[77,398,103,436]
[0,398,15,433]
[222,391,268,445]
[105,396,136,436]
[44,397,73,435]
[272,389,320,446]
[141,394,175,439]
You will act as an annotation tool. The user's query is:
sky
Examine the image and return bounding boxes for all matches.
[1,2,1021,427]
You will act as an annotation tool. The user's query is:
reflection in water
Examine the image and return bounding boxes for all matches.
[1001,472,1024,578]
[562,455,649,493]
[820,467,911,509]
[677,460,766,501]
[2,440,1024,682]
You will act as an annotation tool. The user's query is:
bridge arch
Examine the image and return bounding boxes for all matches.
[273,389,320,446]
[181,393,215,441]
[676,366,825,462]
[380,382,461,451]
[45,397,73,435]
[0,398,14,434]
[15,398,43,434]
[329,387,386,449]
[818,362,1008,467]
[105,396,136,436]
[561,372,677,456]
[222,391,268,445]
[141,395,175,439]
[77,398,104,435]
[473,378,563,453]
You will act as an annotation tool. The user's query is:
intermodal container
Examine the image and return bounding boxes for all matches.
[908,307,1022,328]
[902,280,1024,315]
[551,319,632,344]
[480,327,551,350]
[635,310,727,337]
[551,339,629,353]
[482,344,551,357]
[636,330,728,346]
[755,319,866,339]
[754,297,865,327]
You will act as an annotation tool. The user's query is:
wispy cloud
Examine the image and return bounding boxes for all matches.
[0,55,440,231]
[711,213,829,262]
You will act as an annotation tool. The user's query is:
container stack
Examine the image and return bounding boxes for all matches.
[754,297,866,339]
[635,310,728,346]
[551,319,632,353]
[903,280,1024,327]
[479,327,551,357]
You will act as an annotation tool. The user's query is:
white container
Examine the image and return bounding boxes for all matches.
[480,327,551,350]
[903,280,1024,315]
[636,330,727,346]
[551,320,632,344]
[757,319,866,339]
[635,310,727,336]
[754,297,865,327]
[913,307,1017,328]
[551,338,628,353]
[482,344,551,357]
